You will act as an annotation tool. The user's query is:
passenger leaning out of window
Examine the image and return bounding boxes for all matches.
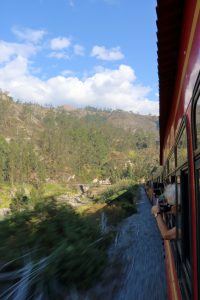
[151,184,176,240]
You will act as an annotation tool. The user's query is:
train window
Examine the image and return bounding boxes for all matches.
[175,146,177,168]
[194,159,200,299]
[176,176,181,245]
[181,171,192,266]
[175,170,192,298]
[195,97,200,149]
[163,166,166,179]
[177,128,188,167]
[169,150,175,173]
[171,175,176,184]
[167,160,169,174]
[164,161,169,176]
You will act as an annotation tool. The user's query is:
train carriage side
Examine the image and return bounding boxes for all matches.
[157,0,200,299]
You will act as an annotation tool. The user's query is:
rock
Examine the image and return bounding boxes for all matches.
[56,194,85,207]
[0,208,11,216]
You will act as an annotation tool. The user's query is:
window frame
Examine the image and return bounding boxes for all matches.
[168,147,176,174]
[192,71,200,153]
[191,72,200,300]
[176,122,188,171]
[194,159,200,300]
[163,118,192,298]
[175,169,192,298]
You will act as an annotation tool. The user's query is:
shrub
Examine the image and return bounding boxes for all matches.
[0,198,110,295]
[9,189,31,212]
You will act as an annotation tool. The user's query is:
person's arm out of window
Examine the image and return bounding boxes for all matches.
[156,215,176,240]
[151,205,176,240]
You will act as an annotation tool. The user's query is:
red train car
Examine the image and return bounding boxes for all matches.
[156,0,200,299]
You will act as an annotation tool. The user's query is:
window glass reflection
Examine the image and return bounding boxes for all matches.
[196,99,200,148]
[176,179,181,242]
[177,128,187,167]
[169,151,175,173]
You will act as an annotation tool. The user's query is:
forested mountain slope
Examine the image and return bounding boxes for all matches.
[0,91,159,183]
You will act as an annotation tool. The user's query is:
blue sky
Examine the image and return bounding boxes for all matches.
[0,0,158,114]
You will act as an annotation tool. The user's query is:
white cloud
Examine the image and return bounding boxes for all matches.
[48,52,69,59]
[0,41,37,63]
[12,26,46,44]
[0,58,158,114]
[61,69,74,76]
[91,45,124,61]
[74,44,85,56]
[50,37,71,50]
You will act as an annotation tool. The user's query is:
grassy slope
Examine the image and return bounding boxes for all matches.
[0,180,138,293]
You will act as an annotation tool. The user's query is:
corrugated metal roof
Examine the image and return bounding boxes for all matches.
[156,0,185,162]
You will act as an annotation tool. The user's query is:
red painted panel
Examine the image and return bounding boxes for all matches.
[158,1,200,299]
[162,0,200,163]
[164,240,182,300]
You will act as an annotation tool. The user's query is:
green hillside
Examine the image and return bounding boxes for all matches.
[0,91,160,295]
[0,91,159,185]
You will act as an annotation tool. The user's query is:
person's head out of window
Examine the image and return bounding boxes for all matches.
[151,183,177,240]
[163,184,176,215]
